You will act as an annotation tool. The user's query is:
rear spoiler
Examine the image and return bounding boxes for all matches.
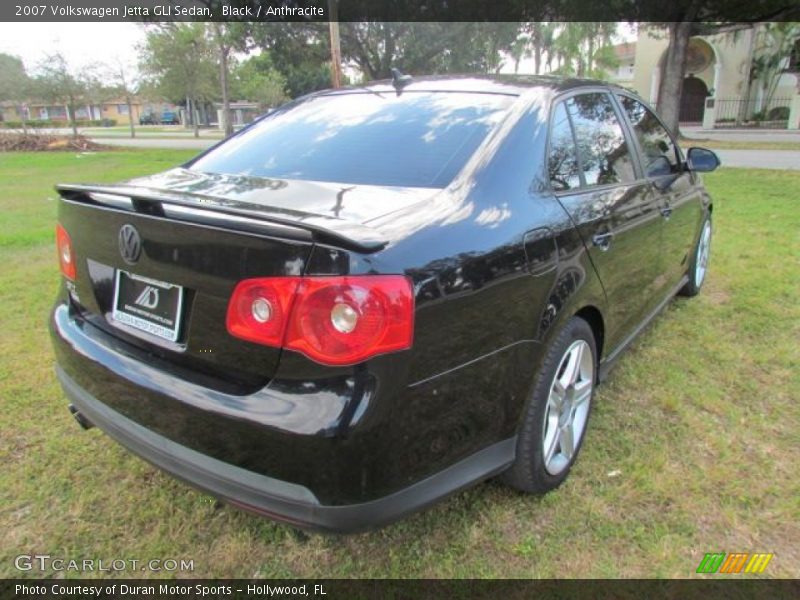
[56,183,388,253]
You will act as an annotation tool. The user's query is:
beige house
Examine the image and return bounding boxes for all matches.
[608,42,636,86]
[628,26,800,126]
[0,99,145,126]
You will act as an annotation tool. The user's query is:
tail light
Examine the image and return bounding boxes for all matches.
[56,224,76,280]
[226,275,414,366]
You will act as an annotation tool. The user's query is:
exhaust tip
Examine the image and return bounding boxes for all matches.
[68,404,94,430]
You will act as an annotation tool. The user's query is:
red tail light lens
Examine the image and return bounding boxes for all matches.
[225,278,301,347]
[226,275,414,366]
[56,224,76,280]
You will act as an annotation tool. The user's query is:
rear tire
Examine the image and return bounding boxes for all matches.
[501,317,597,494]
[680,216,712,297]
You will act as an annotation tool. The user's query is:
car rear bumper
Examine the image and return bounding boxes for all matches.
[51,302,516,533]
[57,366,514,533]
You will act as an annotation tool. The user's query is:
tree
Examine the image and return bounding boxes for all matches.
[548,23,618,78]
[339,22,520,80]
[138,23,217,138]
[750,22,800,117]
[0,54,32,133]
[33,52,98,137]
[530,23,558,75]
[246,22,521,96]
[104,58,138,138]
[210,23,250,136]
[231,53,288,110]
[247,23,332,98]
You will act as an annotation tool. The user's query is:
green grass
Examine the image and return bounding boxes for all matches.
[0,151,798,579]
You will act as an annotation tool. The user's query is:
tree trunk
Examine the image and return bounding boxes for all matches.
[737,24,758,125]
[657,21,693,137]
[127,96,135,138]
[67,102,78,137]
[193,98,200,138]
[577,39,586,77]
[219,50,232,136]
[214,23,233,138]
[17,103,27,135]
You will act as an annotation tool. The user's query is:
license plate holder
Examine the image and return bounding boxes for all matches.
[111,270,184,342]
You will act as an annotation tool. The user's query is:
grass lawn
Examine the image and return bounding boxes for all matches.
[0,150,797,579]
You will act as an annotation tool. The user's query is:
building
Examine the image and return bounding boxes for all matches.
[0,98,189,127]
[608,42,636,86]
[214,101,263,129]
[629,25,800,126]
[0,99,146,126]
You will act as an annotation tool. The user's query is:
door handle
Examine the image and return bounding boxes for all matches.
[660,206,673,218]
[592,232,613,251]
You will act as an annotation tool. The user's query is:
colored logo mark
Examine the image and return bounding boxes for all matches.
[696,552,773,574]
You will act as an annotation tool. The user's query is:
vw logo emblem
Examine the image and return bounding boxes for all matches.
[118,224,142,264]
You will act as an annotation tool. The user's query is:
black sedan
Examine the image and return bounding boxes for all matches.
[50,76,718,532]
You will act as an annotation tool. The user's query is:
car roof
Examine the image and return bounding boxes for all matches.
[326,74,626,97]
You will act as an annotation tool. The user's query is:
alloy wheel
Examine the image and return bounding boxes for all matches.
[542,339,594,475]
[695,221,712,288]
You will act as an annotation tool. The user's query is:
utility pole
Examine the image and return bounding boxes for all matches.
[328,0,342,88]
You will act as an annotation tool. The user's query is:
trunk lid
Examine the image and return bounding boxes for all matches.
[56,170,436,389]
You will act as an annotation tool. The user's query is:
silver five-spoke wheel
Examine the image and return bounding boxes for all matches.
[695,220,711,288]
[542,339,594,475]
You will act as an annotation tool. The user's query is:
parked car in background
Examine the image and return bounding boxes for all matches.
[50,76,719,532]
[138,112,157,126]
[160,111,180,125]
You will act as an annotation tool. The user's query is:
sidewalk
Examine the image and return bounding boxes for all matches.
[681,125,800,143]
[713,149,800,170]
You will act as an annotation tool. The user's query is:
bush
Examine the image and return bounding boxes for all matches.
[767,106,790,121]
[0,118,118,129]
[0,120,52,129]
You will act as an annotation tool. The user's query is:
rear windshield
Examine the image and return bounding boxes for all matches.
[189,91,514,188]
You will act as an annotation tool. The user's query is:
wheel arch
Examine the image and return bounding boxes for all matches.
[573,305,605,363]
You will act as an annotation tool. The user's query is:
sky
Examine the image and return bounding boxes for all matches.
[0,22,145,73]
[0,22,637,82]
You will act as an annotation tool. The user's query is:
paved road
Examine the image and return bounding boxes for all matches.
[92,136,216,150]
[714,149,800,170]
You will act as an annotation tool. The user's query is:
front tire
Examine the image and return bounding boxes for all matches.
[680,216,712,297]
[501,317,597,494]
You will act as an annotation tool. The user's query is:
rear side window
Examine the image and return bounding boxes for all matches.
[189,92,513,188]
[619,95,680,177]
[565,93,636,187]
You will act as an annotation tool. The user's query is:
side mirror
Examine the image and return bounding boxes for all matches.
[686,147,720,172]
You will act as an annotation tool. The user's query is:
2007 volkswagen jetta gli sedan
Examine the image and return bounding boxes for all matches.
[50,76,718,532]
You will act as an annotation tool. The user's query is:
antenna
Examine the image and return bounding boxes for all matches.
[391,68,413,94]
